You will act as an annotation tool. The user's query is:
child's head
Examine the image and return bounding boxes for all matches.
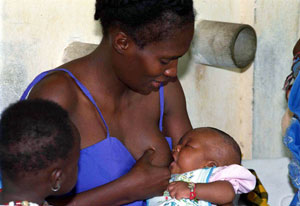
[0,99,80,202]
[170,127,242,174]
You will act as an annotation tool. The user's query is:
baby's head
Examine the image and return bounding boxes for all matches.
[170,127,241,174]
[0,99,80,201]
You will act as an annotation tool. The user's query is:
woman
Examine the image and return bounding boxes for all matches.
[21,0,195,205]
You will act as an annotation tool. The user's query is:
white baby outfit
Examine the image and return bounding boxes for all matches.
[147,164,256,206]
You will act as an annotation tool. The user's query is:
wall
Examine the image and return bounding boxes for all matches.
[253,0,300,158]
[183,0,255,159]
[0,0,99,110]
[0,0,299,159]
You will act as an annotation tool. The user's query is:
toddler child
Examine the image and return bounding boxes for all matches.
[0,99,80,206]
[147,127,256,206]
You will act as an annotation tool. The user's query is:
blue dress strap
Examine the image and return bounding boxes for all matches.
[20,68,110,138]
[159,85,164,132]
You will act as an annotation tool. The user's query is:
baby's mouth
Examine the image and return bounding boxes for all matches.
[169,161,180,174]
[169,161,176,170]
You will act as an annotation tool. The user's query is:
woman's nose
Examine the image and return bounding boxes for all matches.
[164,60,178,78]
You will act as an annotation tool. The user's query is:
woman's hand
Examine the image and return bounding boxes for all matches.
[167,181,190,200]
[128,149,171,200]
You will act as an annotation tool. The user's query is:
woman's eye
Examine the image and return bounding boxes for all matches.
[160,59,171,65]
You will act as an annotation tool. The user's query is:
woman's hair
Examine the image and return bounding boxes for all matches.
[0,99,75,179]
[95,0,195,48]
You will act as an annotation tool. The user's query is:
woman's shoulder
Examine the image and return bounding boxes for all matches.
[163,78,184,95]
[162,78,185,108]
[28,68,79,110]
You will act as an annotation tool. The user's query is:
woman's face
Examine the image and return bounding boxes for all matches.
[116,24,194,95]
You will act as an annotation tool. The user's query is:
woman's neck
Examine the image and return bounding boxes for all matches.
[85,38,138,103]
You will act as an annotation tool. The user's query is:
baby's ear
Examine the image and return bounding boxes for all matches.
[206,161,218,167]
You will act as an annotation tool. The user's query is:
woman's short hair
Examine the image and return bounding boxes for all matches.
[0,99,75,179]
[95,0,195,48]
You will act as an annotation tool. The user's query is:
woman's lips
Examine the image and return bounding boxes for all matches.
[151,80,162,89]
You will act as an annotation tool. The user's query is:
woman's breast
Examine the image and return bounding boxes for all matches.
[74,137,136,193]
[73,136,172,193]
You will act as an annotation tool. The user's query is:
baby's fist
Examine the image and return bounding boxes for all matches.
[167,181,190,200]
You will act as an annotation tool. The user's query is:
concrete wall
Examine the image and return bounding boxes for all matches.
[0,0,99,110]
[183,0,255,159]
[252,0,300,158]
[0,0,299,159]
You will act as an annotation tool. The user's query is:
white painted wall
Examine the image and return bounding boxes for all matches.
[0,0,99,111]
[1,0,299,159]
[252,0,300,158]
[183,0,255,159]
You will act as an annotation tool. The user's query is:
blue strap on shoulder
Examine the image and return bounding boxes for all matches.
[20,68,110,138]
[159,85,164,132]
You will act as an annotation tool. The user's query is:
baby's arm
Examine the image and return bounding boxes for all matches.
[167,180,235,205]
[167,165,256,205]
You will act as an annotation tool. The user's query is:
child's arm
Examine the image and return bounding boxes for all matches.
[167,180,235,205]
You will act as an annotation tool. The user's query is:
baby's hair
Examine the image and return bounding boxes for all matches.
[94,0,195,48]
[208,127,242,164]
[0,99,75,179]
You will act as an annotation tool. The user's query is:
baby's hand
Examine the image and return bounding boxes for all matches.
[167,181,190,200]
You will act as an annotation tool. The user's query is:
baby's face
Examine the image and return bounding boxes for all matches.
[169,128,229,174]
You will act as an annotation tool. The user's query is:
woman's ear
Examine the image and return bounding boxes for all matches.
[50,168,62,193]
[205,161,218,168]
[113,32,129,54]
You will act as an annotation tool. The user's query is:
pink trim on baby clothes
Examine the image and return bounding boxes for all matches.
[209,164,256,194]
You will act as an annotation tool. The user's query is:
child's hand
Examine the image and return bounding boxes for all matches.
[167,181,190,200]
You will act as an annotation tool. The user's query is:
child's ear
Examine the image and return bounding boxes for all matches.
[50,168,62,192]
[206,161,218,167]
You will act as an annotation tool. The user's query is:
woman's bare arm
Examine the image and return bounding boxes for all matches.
[163,79,192,146]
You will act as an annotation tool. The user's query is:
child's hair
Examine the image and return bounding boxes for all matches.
[94,0,195,48]
[0,99,75,179]
[208,127,242,164]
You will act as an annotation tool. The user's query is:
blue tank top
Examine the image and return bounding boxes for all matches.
[20,68,172,206]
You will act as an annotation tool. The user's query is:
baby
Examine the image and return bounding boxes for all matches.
[147,127,256,206]
[0,99,80,206]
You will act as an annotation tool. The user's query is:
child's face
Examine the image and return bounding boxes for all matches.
[59,124,81,194]
[169,128,228,174]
